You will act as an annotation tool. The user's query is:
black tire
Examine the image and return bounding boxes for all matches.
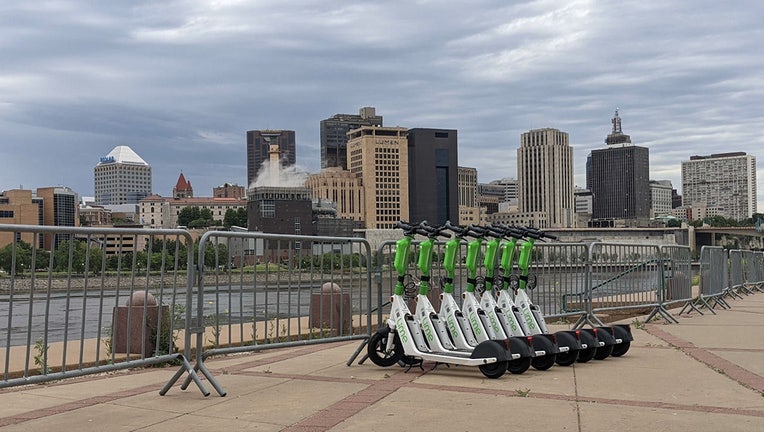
[479,361,508,379]
[611,326,632,357]
[594,342,613,360]
[507,357,531,374]
[367,328,404,367]
[611,341,631,357]
[577,331,597,363]
[555,348,579,366]
[531,337,557,371]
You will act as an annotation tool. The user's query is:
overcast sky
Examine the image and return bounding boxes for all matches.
[1,1,763,211]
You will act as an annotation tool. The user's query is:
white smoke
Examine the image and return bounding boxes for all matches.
[250,159,309,188]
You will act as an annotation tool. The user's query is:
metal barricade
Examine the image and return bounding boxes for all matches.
[750,251,764,291]
[581,242,675,326]
[695,246,730,313]
[185,231,374,397]
[740,250,761,294]
[728,250,747,300]
[652,245,693,321]
[0,224,207,395]
[527,242,590,323]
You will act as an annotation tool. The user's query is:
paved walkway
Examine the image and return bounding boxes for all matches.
[1,292,763,431]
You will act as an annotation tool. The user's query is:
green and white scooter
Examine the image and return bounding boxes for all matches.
[440,222,536,374]
[480,224,561,370]
[366,221,516,379]
[490,224,582,366]
[504,225,633,360]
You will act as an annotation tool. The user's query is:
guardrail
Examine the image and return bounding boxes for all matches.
[0,224,208,395]
[682,246,732,314]
[1,224,761,396]
[178,230,374,397]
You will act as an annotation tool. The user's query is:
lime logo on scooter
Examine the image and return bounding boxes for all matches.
[421,317,436,342]
[522,307,538,332]
[446,315,459,338]
[467,306,482,336]
[395,315,409,344]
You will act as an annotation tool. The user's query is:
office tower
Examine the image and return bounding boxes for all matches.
[649,180,674,218]
[173,173,193,199]
[305,167,365,223]
[407,128,458,225]
[458,166,481,224]
[347,126,409,229]
[517,128,575,228]
[94,145,152,205]
[320,107,383,169]
[588,111,650,226]
[34,186,79,249]
[246,130,296,187]
[681,152,757,221]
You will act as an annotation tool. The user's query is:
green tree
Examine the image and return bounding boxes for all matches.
[236,207,248,227]
[177,207,202,227]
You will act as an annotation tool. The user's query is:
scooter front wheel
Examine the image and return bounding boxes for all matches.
[367,328,404,367]
[479,361,508,379]
[507,357,531,374]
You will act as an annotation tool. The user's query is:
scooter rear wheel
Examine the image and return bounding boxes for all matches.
[479,361,508,379]
[577,331,597,363]
[531,337,557,371]
[555,349,578,366]
[611,326,632,357]
[367,328,404,367]
[507,357,531,374]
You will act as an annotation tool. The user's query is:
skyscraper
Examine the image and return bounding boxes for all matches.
[517,128,574,228]
[407,128,458,225]
[588,111,650,226]
[246,130,296,187]
[320,107,383,169]
[94,145,152,205]
[681,152,757,221]
[347,126,409,229]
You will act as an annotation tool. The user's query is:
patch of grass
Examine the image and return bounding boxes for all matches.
[515,387,531,397]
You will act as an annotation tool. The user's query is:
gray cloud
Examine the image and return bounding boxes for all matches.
[1,0,763,210]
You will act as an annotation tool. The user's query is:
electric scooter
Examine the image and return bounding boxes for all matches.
[503,224,633,360]
[441,221,551,373]
[489,224,582,365]
[366,221,516,379]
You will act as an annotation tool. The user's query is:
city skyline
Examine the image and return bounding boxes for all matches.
[1,1,763,211]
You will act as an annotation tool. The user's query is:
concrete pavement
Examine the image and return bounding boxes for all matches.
[1,292,763,431]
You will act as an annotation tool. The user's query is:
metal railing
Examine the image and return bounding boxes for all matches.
[0,224,207,395]
[180,231,374,397]
[683,246,730,314]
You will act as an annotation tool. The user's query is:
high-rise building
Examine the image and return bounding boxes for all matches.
[305,167,365,223]
[347,126,409,229]
[246,130,296,187]
[649,180,674,218]
[94,145,152,205]
[458,166,482,225]
[681,152,757,221]
[320,107,383,170]
[588,111,650,226]
[517,128,575,228]
[407,128,458,225]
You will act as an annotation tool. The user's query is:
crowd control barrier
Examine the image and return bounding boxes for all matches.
[0,224,208,395]
[179,231,374,397]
